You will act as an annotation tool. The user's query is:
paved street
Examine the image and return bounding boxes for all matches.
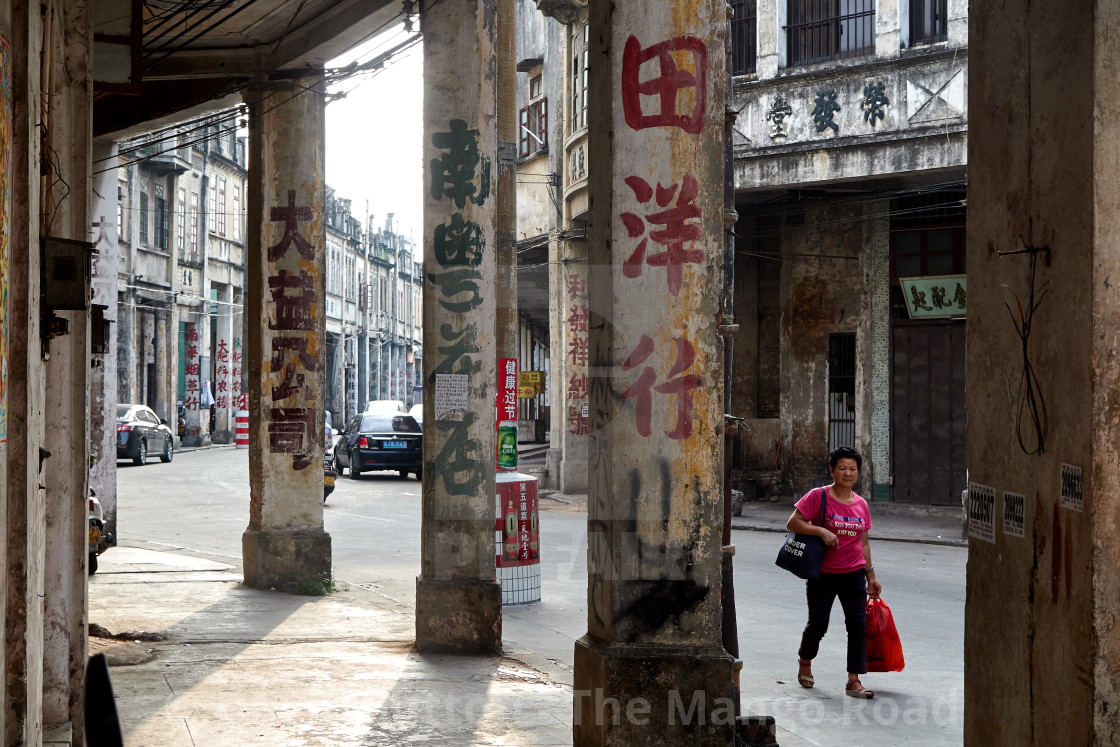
[109,447,965,745]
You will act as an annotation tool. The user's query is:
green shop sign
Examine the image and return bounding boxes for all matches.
[899,275,967,319]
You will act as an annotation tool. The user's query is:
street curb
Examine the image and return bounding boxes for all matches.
[729,521,969,548]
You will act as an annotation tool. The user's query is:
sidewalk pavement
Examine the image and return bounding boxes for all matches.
[89,494,964,746]
[91,548,574,746]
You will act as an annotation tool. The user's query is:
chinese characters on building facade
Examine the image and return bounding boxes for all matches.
[565,271,589,437]
[184,323,202,436]
[766,79,891,137]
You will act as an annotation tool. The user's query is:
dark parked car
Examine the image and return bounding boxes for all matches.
[116,404,174,465]
[334,412,422,480]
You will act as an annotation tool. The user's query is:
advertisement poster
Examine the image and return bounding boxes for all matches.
[1003,491,1025,539]
[1060,463,1083,512]
[967,482,996,544]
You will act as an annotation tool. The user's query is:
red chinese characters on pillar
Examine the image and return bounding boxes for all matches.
[621,35,708,134]
[620,175,704,296]
[622,335,701,440]
[266,192,318,469]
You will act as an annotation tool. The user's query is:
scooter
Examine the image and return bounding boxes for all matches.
[323,454,336,504]
[88,490,113,575]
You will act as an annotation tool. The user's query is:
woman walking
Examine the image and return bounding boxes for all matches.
[787,446,881,698]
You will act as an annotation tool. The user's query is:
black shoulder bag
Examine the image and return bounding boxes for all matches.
[775,488,829,580]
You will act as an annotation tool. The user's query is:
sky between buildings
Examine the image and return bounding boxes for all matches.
[326,26,424,247]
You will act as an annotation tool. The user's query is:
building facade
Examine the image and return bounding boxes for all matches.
[728,0,968,504]
[116,116,250,448]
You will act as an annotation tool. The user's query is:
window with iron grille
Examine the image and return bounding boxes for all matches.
[139,192,149,245]
[787,0,875,67]
[731,0,758,75]
[570,23,589,133]
[519,75,548,158]
[176,187,186,252]
[910,0,948,45]
[189,191,200,262]
[828,332,856,452]
[155,197,169,250]
[217,177,227,236]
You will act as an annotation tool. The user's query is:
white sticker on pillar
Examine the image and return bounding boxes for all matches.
[1059,463,1083,512]
[967,482,995,544]
[434,374,469,420]
[1002,491,1025,538]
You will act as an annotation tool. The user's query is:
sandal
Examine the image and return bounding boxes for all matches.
[845,678,874,699]
[797,658,814,688]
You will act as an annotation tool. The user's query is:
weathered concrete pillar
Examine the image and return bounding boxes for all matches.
[5,1,48,738]
[181,320,203,445]
[242,73,332,590]
[42,3,93,742]
[965,2,1120,744]
[574,1,733,742]
[857,201,890,502]
[416,0,501,654]
[211,284,235,442]
[90,139,119,537]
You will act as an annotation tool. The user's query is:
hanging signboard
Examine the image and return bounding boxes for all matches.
[899,275,967,319]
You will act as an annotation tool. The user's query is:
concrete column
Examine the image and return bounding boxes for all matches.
[182,320,203,445]
[557,254,589,493]
[417,0,501,654]
[242,73,331,590]
[90,139,119,537]
[574,1,733,742]
[966,1,1120,743]
[212,283,235,442]
[41,0,92,741]
[858,201,890,502]
[6,0,48,738]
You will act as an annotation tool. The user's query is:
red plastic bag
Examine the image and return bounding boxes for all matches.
[866,598,905,672]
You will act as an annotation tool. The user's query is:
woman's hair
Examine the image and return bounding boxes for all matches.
[828,445,862,470]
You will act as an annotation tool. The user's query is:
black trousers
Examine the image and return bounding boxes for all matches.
[797,569,867,674]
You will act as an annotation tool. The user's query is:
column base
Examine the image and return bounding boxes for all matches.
[415,578,502,654]
[574,635,735,745]
[242,528,332,592]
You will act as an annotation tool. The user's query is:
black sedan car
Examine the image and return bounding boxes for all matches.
[116,404,174,465]
[334,412,422,480]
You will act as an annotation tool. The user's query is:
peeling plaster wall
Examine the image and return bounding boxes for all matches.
[779,203,865,496]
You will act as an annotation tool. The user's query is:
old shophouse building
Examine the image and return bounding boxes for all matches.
[525,0,967,505]
[324,204,424,427]
[116,116,250,448]
[728,0,968,504]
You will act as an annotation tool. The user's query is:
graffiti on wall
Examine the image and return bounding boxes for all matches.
[565,272,589,436]
[427,119,490,496]
[266,189,318,470]
[616,34,708,442]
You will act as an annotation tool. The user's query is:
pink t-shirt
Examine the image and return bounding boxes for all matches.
[794,487,873,574]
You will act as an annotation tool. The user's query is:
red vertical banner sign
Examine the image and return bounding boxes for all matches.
[497,357,518,470]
